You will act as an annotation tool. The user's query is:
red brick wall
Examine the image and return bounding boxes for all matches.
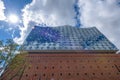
[20,53,120,80]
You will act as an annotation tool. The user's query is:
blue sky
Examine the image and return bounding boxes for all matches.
[0,0,32,41]
[4,0,32,18]
[0,0,120,50]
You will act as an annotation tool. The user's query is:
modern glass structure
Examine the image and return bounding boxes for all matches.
[23,25,118,52]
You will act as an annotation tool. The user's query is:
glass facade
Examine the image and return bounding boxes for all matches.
[23,25,118,51]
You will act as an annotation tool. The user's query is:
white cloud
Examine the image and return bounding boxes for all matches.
[14,22,35,44]
[22,0,75,27]
[15,0,120,51]
[79,0,120,50]
[0,0,6,20]
[15,0,76,44]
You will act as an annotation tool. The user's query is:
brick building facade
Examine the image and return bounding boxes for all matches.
[0,26,120,80]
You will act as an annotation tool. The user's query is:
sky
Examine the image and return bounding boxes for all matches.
[0,0,120,50]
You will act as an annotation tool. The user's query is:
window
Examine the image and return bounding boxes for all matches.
[26,74,28,77]
[101,73,103,75]
[92,73,95,75]
[44,66,47,69]
[52,66,54,69]
[36,66,39,69]
[84,73,87,75]
[52,73,54,76]
[60,73,62,76]
[117,73,119,75]
[28,67,30,69]
[76,73,79,75]
[35,74,37,76]
[68,73,71,76]
[43,74,45,76]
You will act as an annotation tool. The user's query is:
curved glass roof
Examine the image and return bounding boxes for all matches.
[23,25,118,51]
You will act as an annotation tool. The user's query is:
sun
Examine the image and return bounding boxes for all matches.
[8,15,19,23]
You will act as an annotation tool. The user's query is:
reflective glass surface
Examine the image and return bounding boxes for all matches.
[23,26,118,51]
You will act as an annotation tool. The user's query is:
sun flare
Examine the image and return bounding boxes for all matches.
[8,15,19,23]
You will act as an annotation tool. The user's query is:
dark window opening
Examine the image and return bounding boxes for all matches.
[77,73,79,75]
[26,74,28,77]
[101,73,103,75]
[68,73,71,76]
[93,73,95,75]
[43,74,45,76]
[35,74,37,76]
[36,66,39,69]
[28,67,30,69]
[52,66,54,69]
[60,73,62,76]
[39,78,41,80]
[84,73,87,75]
[52,73,54,76]
[44,67,47,69]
